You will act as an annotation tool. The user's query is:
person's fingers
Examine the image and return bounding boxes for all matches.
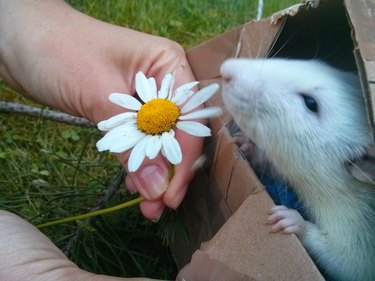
[139,200,165,222]
[163,130,204,209]
[125,174,138,194]
[125,155,170,201]
[163,179,189,210]
[126,170,167,221]
[112,46,203,215]
[119,153,169,219]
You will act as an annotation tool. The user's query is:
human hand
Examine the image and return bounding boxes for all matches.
[0,0,203,220]
[0,210,162,281]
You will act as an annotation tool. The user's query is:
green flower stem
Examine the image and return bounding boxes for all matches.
[36,196,144,229]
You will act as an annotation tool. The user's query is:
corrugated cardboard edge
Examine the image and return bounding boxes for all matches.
[198,193,324,281]
[344,0,375,136]
[186,18,281,82]
[176,250,251,281]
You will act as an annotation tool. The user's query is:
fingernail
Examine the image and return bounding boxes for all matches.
[128,189,138,195]
[151,217,161,223]
[151,205,165,223]
[139,165,169,200]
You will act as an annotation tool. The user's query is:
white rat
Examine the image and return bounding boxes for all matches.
[220,58,375,281]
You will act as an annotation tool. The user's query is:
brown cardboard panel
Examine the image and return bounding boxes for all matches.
[211,128,235,199]
[171,145,232,269]
[186,27,242,80]
[178,193,324,280]
[200,193,324,280]
[235,19,281,59]
[345,0,375,135]
[345,0,375,61]
[365,61,375,92]
[214,126,265,213]
[186,18,280,80]
[177,250,251,281]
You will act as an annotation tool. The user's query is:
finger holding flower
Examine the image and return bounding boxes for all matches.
[97,72,221,218]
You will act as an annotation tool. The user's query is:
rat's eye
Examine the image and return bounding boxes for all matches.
[301,94,318,113]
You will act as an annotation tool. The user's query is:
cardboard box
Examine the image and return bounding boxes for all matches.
[173,0,375,280]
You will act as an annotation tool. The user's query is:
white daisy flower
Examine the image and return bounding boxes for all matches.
[96,71,221,172]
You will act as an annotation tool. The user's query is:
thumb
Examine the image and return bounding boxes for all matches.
[126,156,170,200]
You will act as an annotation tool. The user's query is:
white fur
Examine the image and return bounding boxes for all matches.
[220,58,375,281]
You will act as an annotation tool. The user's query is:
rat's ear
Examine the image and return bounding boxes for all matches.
[346,143,375,186]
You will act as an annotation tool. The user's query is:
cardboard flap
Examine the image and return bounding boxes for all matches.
[270,2,306,24]
[345,0,375,135]
[235,19,281,59]
[187,16,281,81]
[177,193,324,281]
[186,27,242,81]
[345,0,375,61]
[213,126,265,212]
[176,250,251,281]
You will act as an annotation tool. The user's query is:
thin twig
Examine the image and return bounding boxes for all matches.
[63,168,126,257]
[0,101,94,127]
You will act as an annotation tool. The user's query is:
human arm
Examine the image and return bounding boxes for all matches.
[0,0,203,220]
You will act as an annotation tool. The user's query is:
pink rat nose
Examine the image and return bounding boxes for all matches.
[221,73,233,84]
[220,60,237,84]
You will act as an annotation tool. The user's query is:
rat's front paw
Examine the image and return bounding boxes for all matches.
[267,205,307,239]
[232,131,255,159]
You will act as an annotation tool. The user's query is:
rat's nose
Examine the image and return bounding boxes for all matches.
[221,73,233,84]
[220,59,237,84]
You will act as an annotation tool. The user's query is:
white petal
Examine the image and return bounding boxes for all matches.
[175,81,199,94]
[135,72,153,103]
[148,77,158,99]
[172,81,199,104]
[161,131,182,164]
[145,135,162,159]
[158,73,174,99]
[109,93,142,111]
[97,112,137,131]
[179,107,222,120]
[103,121,138,138]
[96,124,136,151]
[176,121,211,137]
[109,132,145,153]
[96,131,139,152]
[96,124,144,152]
[128,137,148,172]
[96,134,116,151]
[180,83,219,114]
[172,90,194,106]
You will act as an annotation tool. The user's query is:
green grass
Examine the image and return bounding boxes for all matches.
[0,0,299,279]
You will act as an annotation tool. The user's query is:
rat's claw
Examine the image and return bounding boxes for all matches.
[267,205,307,239]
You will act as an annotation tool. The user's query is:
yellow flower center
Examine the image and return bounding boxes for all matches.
[137,99,180,135]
